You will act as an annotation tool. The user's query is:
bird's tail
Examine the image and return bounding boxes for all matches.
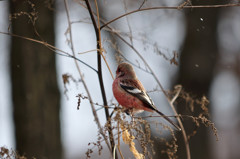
[155,109,181,131]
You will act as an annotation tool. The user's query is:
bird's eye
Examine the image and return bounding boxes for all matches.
[117,68,120,72]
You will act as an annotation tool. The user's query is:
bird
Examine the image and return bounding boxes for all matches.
[112,62,181,131]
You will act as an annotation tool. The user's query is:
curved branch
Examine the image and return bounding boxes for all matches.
[100,3,240,30]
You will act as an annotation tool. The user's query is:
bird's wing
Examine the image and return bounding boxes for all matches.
[120,79,181,131]
[119,80,157,111]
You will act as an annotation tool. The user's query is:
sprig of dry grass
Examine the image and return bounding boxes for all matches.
[0,147,28,159]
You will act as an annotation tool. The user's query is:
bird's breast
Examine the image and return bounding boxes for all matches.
[112,79,153,113]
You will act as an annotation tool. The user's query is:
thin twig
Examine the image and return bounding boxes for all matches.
[123,0,133,46]
[0,31,97,73]
[169,85,191,158]
[113,144,117,159]
[171,85,182,105]
[117,119,124,159]
[78,49,99,54]
[63,0,111,152]
[138,0,146,10]
[84,0,116,157]
[100,3,240,29]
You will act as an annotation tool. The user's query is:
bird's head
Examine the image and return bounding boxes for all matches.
[116,63,136,79]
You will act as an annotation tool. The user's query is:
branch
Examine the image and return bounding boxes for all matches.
[0,31,97,73]
[63,0,111,152]
[100,3,240,29]
[84,0,116,157]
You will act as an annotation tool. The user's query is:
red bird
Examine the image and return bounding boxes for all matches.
[112,63,181,131]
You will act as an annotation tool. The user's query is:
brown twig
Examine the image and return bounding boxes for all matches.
[0,31,97,73]
[84,0,116,157]
[117,116,124,159]
[138,0,147,10]
[100,3,240,30]
[122,0,133,46]
[169,85,191,159]
[63,0,111,152]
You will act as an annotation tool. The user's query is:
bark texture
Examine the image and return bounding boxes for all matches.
[10,1,62,158]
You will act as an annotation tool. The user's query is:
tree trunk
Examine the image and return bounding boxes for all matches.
[10,0,62,158]
[176,0,220,159]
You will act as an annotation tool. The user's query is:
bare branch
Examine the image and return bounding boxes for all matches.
[0,31,97,73]
[84,0,116,157]
[100,3,240,29]
[63,0,111,151]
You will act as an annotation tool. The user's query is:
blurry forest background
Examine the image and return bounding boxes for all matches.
[0,0,240,159]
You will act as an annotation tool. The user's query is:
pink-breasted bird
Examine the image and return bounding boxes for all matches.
[112,63,181,131]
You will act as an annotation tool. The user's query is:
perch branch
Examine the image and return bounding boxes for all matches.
[85,0,116,157]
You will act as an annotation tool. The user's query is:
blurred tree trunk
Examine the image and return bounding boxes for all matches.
[10,0,62,158]
[176,0,221,159]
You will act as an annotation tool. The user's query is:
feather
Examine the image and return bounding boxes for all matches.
[120,82,181,131]
[120,83,157,111]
